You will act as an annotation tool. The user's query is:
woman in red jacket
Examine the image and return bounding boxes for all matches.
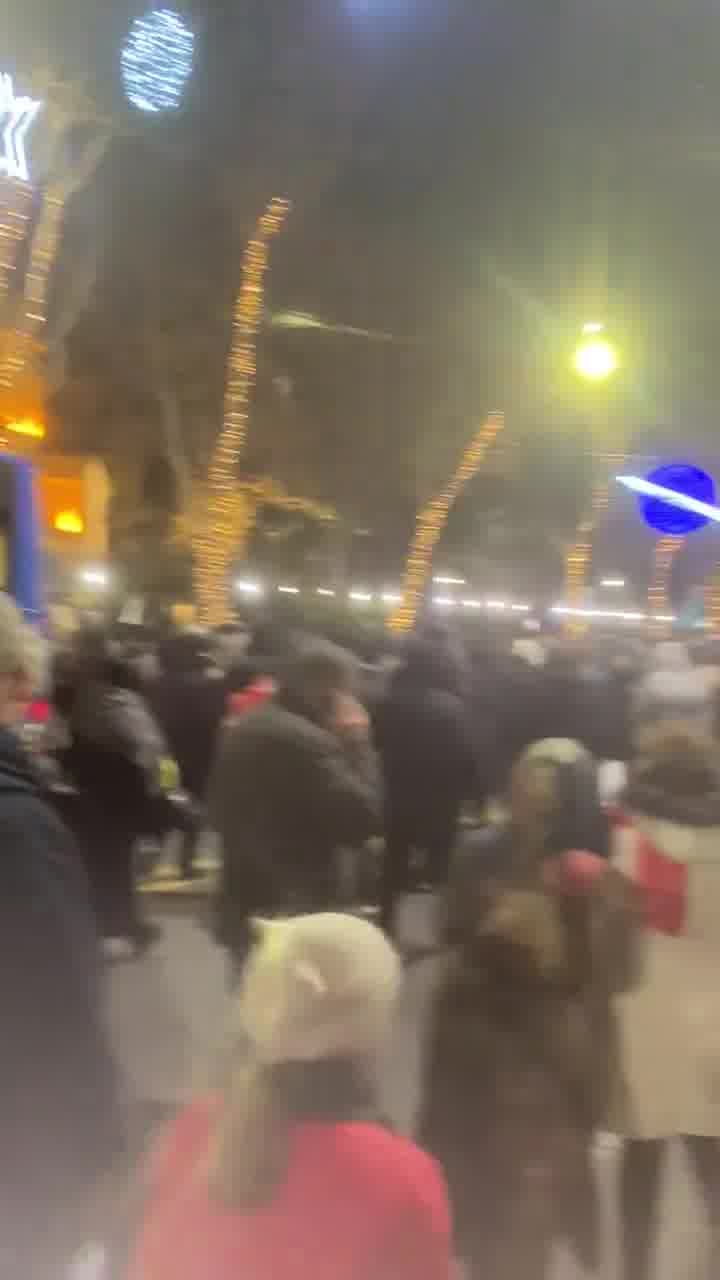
[129,913,452,1280]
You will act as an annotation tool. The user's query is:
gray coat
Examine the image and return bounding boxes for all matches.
[209,697,379,951]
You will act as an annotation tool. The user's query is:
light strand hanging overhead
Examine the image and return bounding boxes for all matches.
[390,411,504,633]
[194,196,290,626]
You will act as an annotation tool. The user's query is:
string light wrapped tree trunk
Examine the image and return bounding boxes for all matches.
[647,535,684,637]
[193,197,290,626]
[390,411,504,633]
[705,568,720,634]
[563,449,626,624]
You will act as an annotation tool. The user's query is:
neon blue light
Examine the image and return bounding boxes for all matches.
[121,9,195,114]
[624,464,717,536]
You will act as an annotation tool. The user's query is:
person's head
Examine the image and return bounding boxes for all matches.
[210,913,401,1209]
[508,738,607,862]
[395,631,463,696]
[280,641,356,725]
[624,722,720,825]
[0,594,46,725]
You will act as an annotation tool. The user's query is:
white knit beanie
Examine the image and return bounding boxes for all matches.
[237,913,401,1065]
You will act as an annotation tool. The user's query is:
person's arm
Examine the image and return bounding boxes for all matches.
[304,723,380,847]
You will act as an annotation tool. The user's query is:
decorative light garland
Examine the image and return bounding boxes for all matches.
[647,535,684,635]
[0,186,65,397]
[389,412,504,633]
[563,450,626,626]
[705,569,720,634]
[194,197,290,626]
[121,8,195,114]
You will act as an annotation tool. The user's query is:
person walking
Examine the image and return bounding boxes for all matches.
[62,629,171,949]
[419,739,636,1279]
[209,643,379,971]
[128,913,452,1280]
[152,629,227,877]
[373,633,476,935]
[611,724,720,1279]
[0,596,120,1278]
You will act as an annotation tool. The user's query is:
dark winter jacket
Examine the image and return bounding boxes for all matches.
[373,648,476,841]
[0,728,120,1269]
[64,676,168,832]
[209,696,379,951]
[151,669,227,799]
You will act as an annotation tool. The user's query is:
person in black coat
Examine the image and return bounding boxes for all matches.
[151,630,228,876]
[0,597,120,1278]
[372,633,476,934]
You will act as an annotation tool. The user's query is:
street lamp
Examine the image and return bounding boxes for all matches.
[573,330,619,381]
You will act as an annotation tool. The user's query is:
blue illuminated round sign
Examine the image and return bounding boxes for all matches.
[640,463,715,536]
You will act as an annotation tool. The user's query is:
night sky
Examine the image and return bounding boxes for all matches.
[7,0,720,593]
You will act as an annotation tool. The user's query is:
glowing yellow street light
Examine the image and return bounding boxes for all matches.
[5,417,45,439]
[573,334,619,381]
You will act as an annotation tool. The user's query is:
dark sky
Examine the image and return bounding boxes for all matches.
[8,0,720,583]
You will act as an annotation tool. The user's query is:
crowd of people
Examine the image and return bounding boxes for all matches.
[5,592,720,1277]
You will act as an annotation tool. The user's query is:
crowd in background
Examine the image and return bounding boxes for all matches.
[6,596,720,1277]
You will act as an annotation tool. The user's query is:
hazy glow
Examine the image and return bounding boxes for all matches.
[80,567,108,588]
[277,585,299,595]
[601,577,626,588]
[433,575,465,586]
[349,590,373,603]
[5,417,44,439]
[0,74,42,182]
[316,587,336,597]
[574,337,618,381]
[236,580,263,596]
[552,605,645,622]
[617,475,720,524]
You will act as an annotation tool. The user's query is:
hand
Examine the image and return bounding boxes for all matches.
[331,691,370,741]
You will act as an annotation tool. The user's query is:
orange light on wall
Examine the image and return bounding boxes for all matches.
[5,417,44,439]
[54,508,84,534]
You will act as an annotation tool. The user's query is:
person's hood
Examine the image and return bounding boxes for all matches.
[0,727,40,796]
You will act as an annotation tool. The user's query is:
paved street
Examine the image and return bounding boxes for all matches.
[105,895,711,1280]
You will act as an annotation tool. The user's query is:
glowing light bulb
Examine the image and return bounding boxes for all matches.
[574,337,618,381]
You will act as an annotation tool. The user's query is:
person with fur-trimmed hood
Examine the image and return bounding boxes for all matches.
[611,724,720,1280]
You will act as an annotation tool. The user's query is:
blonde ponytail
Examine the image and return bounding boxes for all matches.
[208,1060,292,1210]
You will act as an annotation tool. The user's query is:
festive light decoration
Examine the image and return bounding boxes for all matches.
[563,451,626,623]
[647,535,684,636]
[0,179,33,301]
[390,411,504,632]
[192,198,291,624]
[0,186,64,396]
[705,569,720,634]
[618,467,719,532]
[0,74,42,182]
[121,8,195,114]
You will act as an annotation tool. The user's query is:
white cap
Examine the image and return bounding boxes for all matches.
[237,913,401,1065]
